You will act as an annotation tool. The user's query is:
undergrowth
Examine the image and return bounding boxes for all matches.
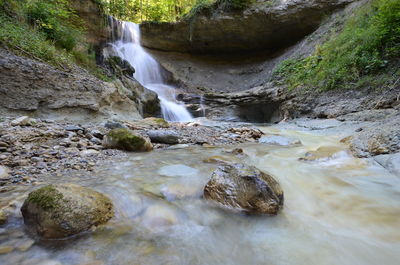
[273,0,400,91]
[0,0,109,80]
[182,0,255,20]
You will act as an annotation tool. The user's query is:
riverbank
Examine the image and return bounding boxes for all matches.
[0,116,265,189]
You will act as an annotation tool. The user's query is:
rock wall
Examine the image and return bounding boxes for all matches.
[0,49,146,121]
[70,0,109,54]
[140,0,356,54]
[146,0,363,94]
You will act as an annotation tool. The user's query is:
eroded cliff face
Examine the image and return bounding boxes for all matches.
[144,0,362,94]
[0,49,154,122]
[140,0,356,54]
[69,0,109,53]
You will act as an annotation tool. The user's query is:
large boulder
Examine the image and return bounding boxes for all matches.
[140,0,355,53]
[204,162,284,215]
[21,184,114,239]
[103,128,153,151]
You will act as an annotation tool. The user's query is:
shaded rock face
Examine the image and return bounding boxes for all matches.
[70,0,109,53]
[21,184,113,239]
[204,162,284,215]
[140,0,355,54]
[0,49,143,121]
[181,84,289,122]
[103,128,153,151]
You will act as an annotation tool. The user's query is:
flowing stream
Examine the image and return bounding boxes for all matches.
[108,21,192,122]
[1,123,400,265]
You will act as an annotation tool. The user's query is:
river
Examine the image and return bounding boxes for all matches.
[1,122,399,265]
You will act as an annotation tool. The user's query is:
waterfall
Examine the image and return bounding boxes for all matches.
[108,20,193,122]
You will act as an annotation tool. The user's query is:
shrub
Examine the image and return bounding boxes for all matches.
[0,14,72,67]
[24,0,83,51]
[273,0,400,91]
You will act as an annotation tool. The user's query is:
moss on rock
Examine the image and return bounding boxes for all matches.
[143,117,169,128]
[26,185,63,210]
[21,184,114,239]
[103,128,153,152]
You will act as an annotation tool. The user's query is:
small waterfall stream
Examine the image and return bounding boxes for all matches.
[108,21,193,122]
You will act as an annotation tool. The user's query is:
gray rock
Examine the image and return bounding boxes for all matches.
[104,121,126,129]
[65,125,84,132]
[90,137,102,145]
[21,184,114,239]
[374,153,400,177]
[0,49,141,121]
[140,0,355,53]
[90,130,104,139]
[204,162,284,215]
[0,165,8,179]
[102,128,153,152]
[259,135,301,146]
[11,116,33,126]
[147,130,180,144]
[350,114,400,157]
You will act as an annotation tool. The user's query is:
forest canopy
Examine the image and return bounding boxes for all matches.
[100,0,254,23]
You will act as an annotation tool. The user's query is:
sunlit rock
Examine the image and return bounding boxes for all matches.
[21,184,114,239]
[259,135,301,146]
[299,146,344,161]
[103,128,153,152]
[204,162,284,215]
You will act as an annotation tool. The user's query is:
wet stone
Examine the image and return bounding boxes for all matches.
[16,239,35,252]
[0,245,14,254]
[65,125,84,132]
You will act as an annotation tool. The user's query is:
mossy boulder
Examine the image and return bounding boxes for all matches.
[21,184,114,239]
[102,128,153,152]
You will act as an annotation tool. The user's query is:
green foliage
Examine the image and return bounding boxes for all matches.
[99,0,198,22]
[273,0,400,91]
[0,0,109,80]
[182,0,214,19]
[25,0,83,51]
[0,14,72,67]
[217,0,254,10]
[100,0,255,23]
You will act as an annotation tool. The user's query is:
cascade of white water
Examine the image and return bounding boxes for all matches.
[109,21,192,122]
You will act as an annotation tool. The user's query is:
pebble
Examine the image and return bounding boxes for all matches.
[90,130,104,139]
[0,210,7,224]
[36,162,47,169]
[104,121,125,129]
[0,245,14,254]
[11,116,32,127]
[0,166,9,179]
[80,150,99,156]
[16,239,35,252]
[90,137,102,145]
